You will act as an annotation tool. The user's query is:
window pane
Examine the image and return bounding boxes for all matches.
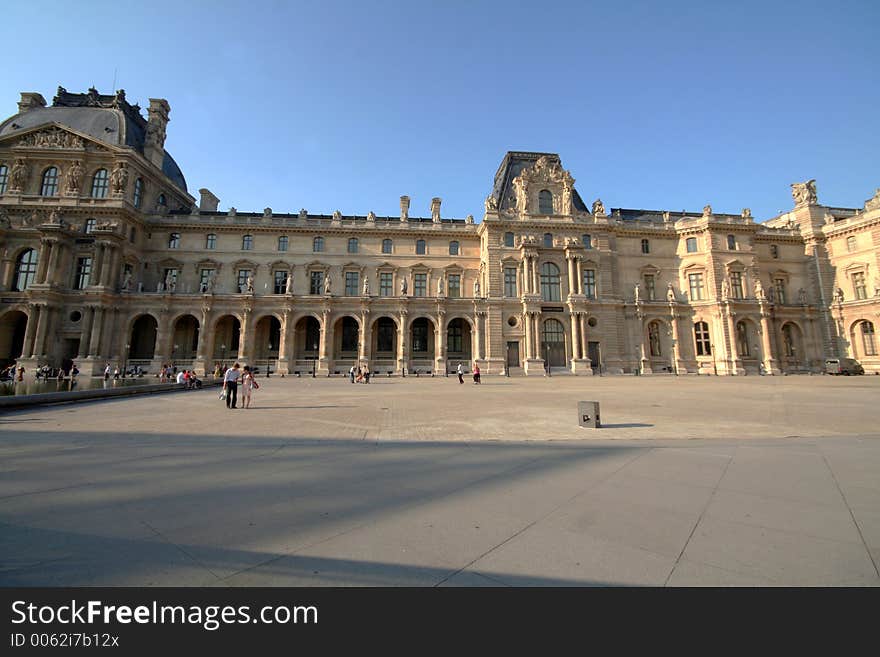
[168,233,180,249]
[727,234,736,250]
[540,262,560,301]
[313,237,324,252]
[206,234,216,249]
[379,272,393,297]
[504,268,517,297]
[414,273,427,297]
[41,167,59,196]
[448,274,461,298]
[412,319,428,353]
[91,169,108,198]
[538,190,553,214]
[686,237,697,253]
[689,273,704,300]
[274,270,288,294]
[74,257,92,290]
[730,272,743,299]
[237,269,251,293]
[345,271,359,296]
[582,234,592,249]
[641,239,650,254]
[583,270,596,299]
[504,232,514,247]
[348,238,358,254]
[14,249,38,291]
[449,241,459,255]
[310,271,324,295]
[543,233,553,248]
[382,239,392,254]
[416,239,426,255]
[133,178,143,208]
[0,164,7,194]
[242,235,253,250]
[278,236,288,251]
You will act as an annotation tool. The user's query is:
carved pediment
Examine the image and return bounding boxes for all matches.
[232,259,258,271]
[12,125,86,150]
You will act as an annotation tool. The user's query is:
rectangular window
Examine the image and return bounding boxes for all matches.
[688,273,704,301]
[846,236,856,252]
[379,272,393,297]
[345,271,359,296]
[686,237,697,253]
[274,270,288,294]
[774,278,786,304]
[448,274,461,298]
[0,164,7,194]
[168,233,180,249]
[74,257,92,289]
[242,235,253,250]
[414,273,427,297]
[199,268,214,291]
[583,270,596,299]
[694,322,712,356]
[730,272,743,299]
[309,271,324,295]
[278,236,288,252]
[237,269,251,293]
[853,272,867,300]
[205,234,216,250]
[504,267,517,297]
[770,244,779,259]
[644,274,655,301]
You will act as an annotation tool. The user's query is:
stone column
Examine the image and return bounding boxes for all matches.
[638,317,650,374]
[88,307,104,358]
[524,311,533,359]
[435,313,446,373]
[318,309,330,373]
[25,305,42,357]
[472,312,482,362]
[670,309,684,374]
[47,241,62,285]
[532,257,539,296]
[100,245,116,287]
[362,312,373,366]
[759,308,780,375]
[36,240,52,284]
[570,312,581,360]
[357,312,367,363]
[276,309,290,374]
[575,258,583,295]
[0,256,14,291]
[78,306,94,358]
[238,309,252,363]
[580,313,589,363]
[726,308,741,375]
[91,243,105,288]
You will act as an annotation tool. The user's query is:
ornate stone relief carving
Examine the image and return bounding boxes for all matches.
[8,159,28,191]
[17,127,85,149]
[109,161,128,195]
[791,180,817,207]
[64,160,84,193]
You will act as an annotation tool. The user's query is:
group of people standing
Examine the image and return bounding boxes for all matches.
[456,362,481,384]
[221,363,258,409]
[348,365,371,384]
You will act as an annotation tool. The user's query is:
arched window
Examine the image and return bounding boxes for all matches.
[13,249,38,291]
[133,178,143,208]
[538,190,553,214]
[582,234,592,249]
[157,193,167,208]
[449,241,459,255]
[727,234,736,250]
[40,167,59,196]
[84,218,96,234]
[91,169,109,198]
[540,262,561,301]
[168,233,180,249]
[242,234,253,250]
[411,318,429,353]
[694,321,711,356]
[313,236,324,252]
[543,233,553,248]
[416,239,426,255]
[648,322,662,357]
[382,238,393,254]
[641,239,650,254]
[504,232,515,247]
[0,164,8,194]
[348,238,359,254]
[861,321,876,356]
[205,234,216,249]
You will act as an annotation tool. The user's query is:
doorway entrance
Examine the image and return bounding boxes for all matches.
[588,341,601,373]
[506,341,520,368]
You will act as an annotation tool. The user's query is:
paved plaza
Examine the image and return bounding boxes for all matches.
[1,374,878,586]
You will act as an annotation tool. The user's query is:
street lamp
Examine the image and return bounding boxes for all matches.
[123,343,130,378]
[220,344,227,372]
[312,341,318,378]
[266,343,272,378]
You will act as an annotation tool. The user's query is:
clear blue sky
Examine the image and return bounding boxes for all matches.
[4,0,878,220]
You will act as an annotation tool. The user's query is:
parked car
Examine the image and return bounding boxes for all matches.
[824,358,864,375]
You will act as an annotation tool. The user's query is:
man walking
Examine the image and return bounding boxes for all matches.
[223,363,241,409]
[349,364,356,383]
[457,362,464,384]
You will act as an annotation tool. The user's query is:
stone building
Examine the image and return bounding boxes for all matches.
[1,87,878,377]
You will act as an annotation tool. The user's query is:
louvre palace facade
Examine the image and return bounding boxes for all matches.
[1,86,879,378]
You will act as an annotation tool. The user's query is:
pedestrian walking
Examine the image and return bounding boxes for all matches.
[104,363,111,381]
[364,369,370,384]
[241,365,258,408]
[457,362,464,384]
[113,366,120,380]
[349,364,356,383]
[223,363,241,409]
[473,363,481,384]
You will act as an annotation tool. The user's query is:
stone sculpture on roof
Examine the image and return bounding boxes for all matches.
[791,180,818,207]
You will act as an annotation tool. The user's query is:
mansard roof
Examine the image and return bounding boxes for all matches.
[0,86,187,193]
[489,151,589,212]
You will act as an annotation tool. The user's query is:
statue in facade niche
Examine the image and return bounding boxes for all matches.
[246,274,254,293]
[754,278,765,300]
[473,278,481,298]
[592,199,605,215]
[207,271,217,293]
[666,282,676,303]
[363,277,370,295]
[437,277,444,297]
[65,160,84,193]
[400,276,408,296]
[720,278,730,300]
[798,288,807,305]
[633,283,641,303]
[324,274,332,295]
[286,273,293,294]
[513,175,528,213]
[109,161,128,194]
[8,159,28,191]
[121,270,132,291]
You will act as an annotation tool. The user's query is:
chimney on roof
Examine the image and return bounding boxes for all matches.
[199,188,220,212]
[18,92,46,113]
[431,197,442,223]
[144,98,170,169]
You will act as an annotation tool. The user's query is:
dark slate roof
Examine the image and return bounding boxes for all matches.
[0,86,187,193]
[489,151,589,213]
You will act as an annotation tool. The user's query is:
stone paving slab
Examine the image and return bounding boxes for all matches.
[0,376,878,586]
